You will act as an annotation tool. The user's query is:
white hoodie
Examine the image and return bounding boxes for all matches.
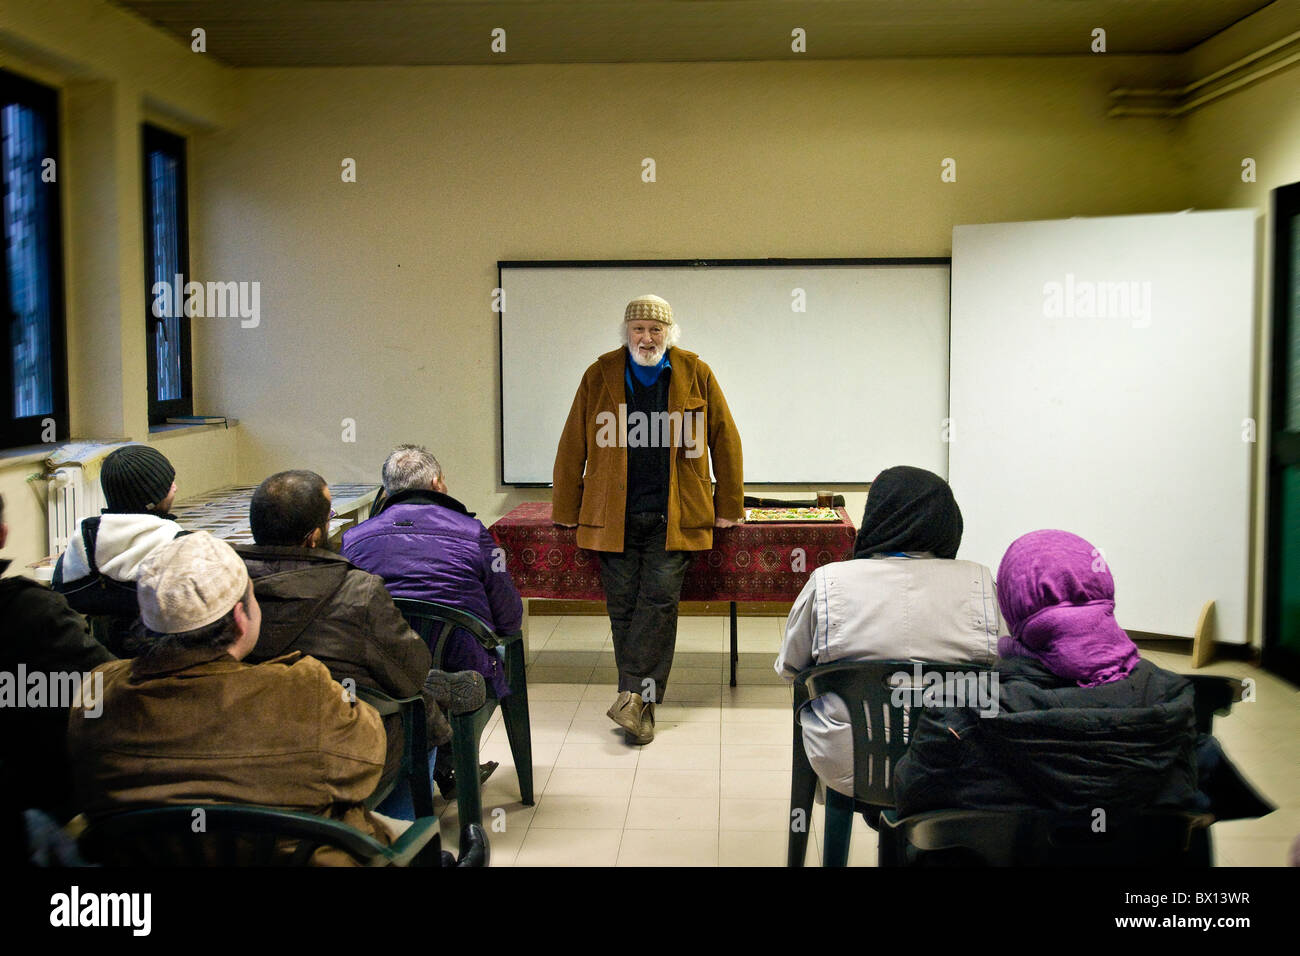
[59,514,184,584]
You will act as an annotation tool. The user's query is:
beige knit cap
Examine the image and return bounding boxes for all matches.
[137,530,250,633]
[624,294,674,325]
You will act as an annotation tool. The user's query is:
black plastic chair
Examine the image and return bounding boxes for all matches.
[79,804,442,867]
[877,808,1215,867]
[392,599,534,829]
[1184,674,1246,733]
[788,659,990,867]
[354,685,435,820]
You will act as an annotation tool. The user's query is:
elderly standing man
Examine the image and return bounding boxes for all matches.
[553,294,744,745]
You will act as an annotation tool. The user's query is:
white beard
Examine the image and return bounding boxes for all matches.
[629,341,665,367]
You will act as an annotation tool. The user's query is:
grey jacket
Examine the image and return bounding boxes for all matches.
[776,554,1004,795]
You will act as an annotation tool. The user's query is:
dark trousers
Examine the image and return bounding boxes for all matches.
[598,513,692,704]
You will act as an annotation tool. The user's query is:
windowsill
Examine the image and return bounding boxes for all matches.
[0,444,55,467]
[148,419,239,438]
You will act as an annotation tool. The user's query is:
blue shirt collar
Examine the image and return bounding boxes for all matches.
[626,349,671,388]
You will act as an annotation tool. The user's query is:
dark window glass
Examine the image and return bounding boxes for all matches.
[0,69,67,450]
[142,124,192,423]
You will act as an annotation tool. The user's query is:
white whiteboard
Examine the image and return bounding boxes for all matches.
[500,261,950,484]
[949,210,1255,644]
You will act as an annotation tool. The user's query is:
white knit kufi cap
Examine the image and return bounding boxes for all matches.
[137,530,250,634]
[624,294,674,325]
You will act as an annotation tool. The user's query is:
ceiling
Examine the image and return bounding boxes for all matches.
[106,0,1277,67]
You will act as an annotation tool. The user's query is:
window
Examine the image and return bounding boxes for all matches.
[0,69,68,450]
[142,124,192,425]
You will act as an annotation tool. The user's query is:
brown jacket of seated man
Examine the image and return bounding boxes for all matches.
[67,532,393,866]
[69,645,392,865]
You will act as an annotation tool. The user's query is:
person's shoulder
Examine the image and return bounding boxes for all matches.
[671,347,703,371]
[0,570,49,597]
[582,350,622,380]
[1127,657,1194,701]
[343,563,393,601]
[263,651,336,688]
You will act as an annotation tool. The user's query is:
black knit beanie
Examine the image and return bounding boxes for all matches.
[101,445,175,513]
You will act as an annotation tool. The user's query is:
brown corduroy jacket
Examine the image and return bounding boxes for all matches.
[553,347,744,552]
[68,646,392,864]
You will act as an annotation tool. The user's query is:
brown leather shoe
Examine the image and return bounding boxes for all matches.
[606,691,644,736]
[635,701,655,745]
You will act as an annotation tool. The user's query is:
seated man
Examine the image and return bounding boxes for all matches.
[237,469,483,807]
[0,492,115,861]
[68,531,395,864]
[344,444,521,698]
[343,445,521,796]
[53,444,185,655]
[776,466,1002,797]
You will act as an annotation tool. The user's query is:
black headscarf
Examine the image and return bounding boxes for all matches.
[852,466,963,560]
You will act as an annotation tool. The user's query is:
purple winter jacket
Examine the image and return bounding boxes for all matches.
[342,489,521,698]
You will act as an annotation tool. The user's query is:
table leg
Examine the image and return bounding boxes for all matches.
[730,601,738,687]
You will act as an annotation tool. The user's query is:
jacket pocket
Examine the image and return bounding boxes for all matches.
[679,399,710,480]
[677,470,714,529]
[579,479,607,527]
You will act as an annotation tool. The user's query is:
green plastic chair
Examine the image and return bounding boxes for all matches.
[79,804,442,867]
[788,659,989,867]
[877,808,1215,867]
[392,599,534,829]
[354,685,435,819]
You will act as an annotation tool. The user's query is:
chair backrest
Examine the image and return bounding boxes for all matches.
[354,686,434,818]
[79,805,397,867]
[392,598,499,670]
[798,659,991,808]
[1184,674,1244,733]
[882,808,1214,867]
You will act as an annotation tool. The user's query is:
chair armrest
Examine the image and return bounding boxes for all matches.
[383,816,441,867]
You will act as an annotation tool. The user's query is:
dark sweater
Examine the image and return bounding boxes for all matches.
[625,365,671,515]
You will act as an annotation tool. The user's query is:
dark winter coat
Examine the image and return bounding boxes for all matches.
[894,656,1200,816]
[236,545,435,789]
[0,561,115,819]
[342,489,522,698]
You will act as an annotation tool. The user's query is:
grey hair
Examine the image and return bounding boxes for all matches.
[382,444,442,494]
[619,318,681,350]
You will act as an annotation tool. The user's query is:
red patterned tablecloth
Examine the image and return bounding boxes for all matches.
[489,502,857,603]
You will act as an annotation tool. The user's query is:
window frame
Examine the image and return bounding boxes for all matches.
[142,122,193,425]
[0,68,70,451]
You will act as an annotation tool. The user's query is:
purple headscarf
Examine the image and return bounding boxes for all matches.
[996,529,1140,687]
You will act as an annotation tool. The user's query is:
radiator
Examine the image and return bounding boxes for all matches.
[46,465,104,559]
[43,440,128,561]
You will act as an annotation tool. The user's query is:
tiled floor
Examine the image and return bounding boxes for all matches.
[430,615,1300,867]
